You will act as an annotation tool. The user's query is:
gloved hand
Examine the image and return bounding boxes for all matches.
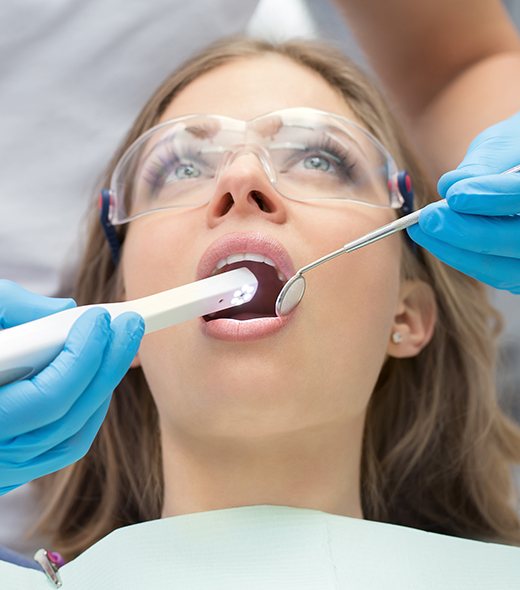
[0,280,144,495]
[407,111,520,294]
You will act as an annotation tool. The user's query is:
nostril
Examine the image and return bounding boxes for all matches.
[212,190,274,218]
[251,191,271,213]
[216,193,234,217]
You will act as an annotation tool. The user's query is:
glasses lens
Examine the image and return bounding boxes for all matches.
[113,118,241,222]
[111,111,400,223]
[266,117,396,207]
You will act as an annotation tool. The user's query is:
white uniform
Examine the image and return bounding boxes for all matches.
[0,0,259,296]
[0,0,260,556]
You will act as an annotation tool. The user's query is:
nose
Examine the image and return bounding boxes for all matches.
[205,151,287,228]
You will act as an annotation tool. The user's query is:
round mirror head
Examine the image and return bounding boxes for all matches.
[275,275,306,317]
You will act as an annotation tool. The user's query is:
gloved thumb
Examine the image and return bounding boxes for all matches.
[0,280,76,329]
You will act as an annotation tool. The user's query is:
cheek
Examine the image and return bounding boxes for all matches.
[307,246,400,415]
[310,240,400,343]
[121,212,208,412]
[295,207,402,411]
[335,245,399,341]
[122,214,197,299]
[297,204,402,329]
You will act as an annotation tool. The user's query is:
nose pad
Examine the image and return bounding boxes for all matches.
[206,148,287,225]
[225,146,277,184]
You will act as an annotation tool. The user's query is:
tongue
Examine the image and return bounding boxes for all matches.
[205,261,284,321]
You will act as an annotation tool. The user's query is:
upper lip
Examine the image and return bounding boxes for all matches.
[196,231,296,282]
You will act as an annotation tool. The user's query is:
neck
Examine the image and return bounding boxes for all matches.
[160,420,364,519]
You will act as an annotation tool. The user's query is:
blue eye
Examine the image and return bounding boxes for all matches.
[175,163,201,179]
[303,155,332,172]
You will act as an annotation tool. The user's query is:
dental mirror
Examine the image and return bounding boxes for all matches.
[276,164,520,317]
[275,208,422,316]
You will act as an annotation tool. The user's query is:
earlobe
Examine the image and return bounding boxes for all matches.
[387,280,437,359]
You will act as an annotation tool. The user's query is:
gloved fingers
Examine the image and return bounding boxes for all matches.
[80,311,144,404]
[417,201,520,258]
[0,383,111,464]
[437,111,520,197]
[0,312,143,463]
[407,225,520,294]
[0,308,112,438]
[444,173,520,216]
[0,280,76,329]
[439,163,520,197]
[0,397,112,490]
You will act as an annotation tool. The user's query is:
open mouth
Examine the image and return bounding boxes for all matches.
[204,255,286,322]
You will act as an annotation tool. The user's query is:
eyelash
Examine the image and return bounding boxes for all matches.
[143,144,203,195]
[297,136,357,179]
[142,135,358,195]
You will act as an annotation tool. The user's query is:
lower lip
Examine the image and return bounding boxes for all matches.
[199,315,291,341]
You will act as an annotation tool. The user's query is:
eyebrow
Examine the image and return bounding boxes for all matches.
[249,117,284,137]
[138,122,221,167]
[183,120,222,140]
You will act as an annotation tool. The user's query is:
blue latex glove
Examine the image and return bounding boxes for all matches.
[407,111,520,294]
[0,280,144,495]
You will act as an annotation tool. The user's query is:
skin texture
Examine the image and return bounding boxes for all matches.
[121,55,436,519]
[334,0,520,177]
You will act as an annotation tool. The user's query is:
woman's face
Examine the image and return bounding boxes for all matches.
[122,55,419,441]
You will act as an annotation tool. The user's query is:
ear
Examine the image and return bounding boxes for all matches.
[387,279,437,358]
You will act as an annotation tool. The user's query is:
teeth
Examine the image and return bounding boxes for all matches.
[245,253,267,264]
[211,252,285,280]
[226,253,246,265]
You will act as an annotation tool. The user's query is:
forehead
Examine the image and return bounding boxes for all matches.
[159,54,360,124]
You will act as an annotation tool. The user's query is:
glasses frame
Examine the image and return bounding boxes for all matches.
[99,108,415,264]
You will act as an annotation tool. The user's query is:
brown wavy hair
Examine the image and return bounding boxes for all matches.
[34,37,520,559]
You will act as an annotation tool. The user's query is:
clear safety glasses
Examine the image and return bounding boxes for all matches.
[104,107,409,225]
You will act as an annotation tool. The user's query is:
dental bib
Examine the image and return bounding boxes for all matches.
[1,505,518,589]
